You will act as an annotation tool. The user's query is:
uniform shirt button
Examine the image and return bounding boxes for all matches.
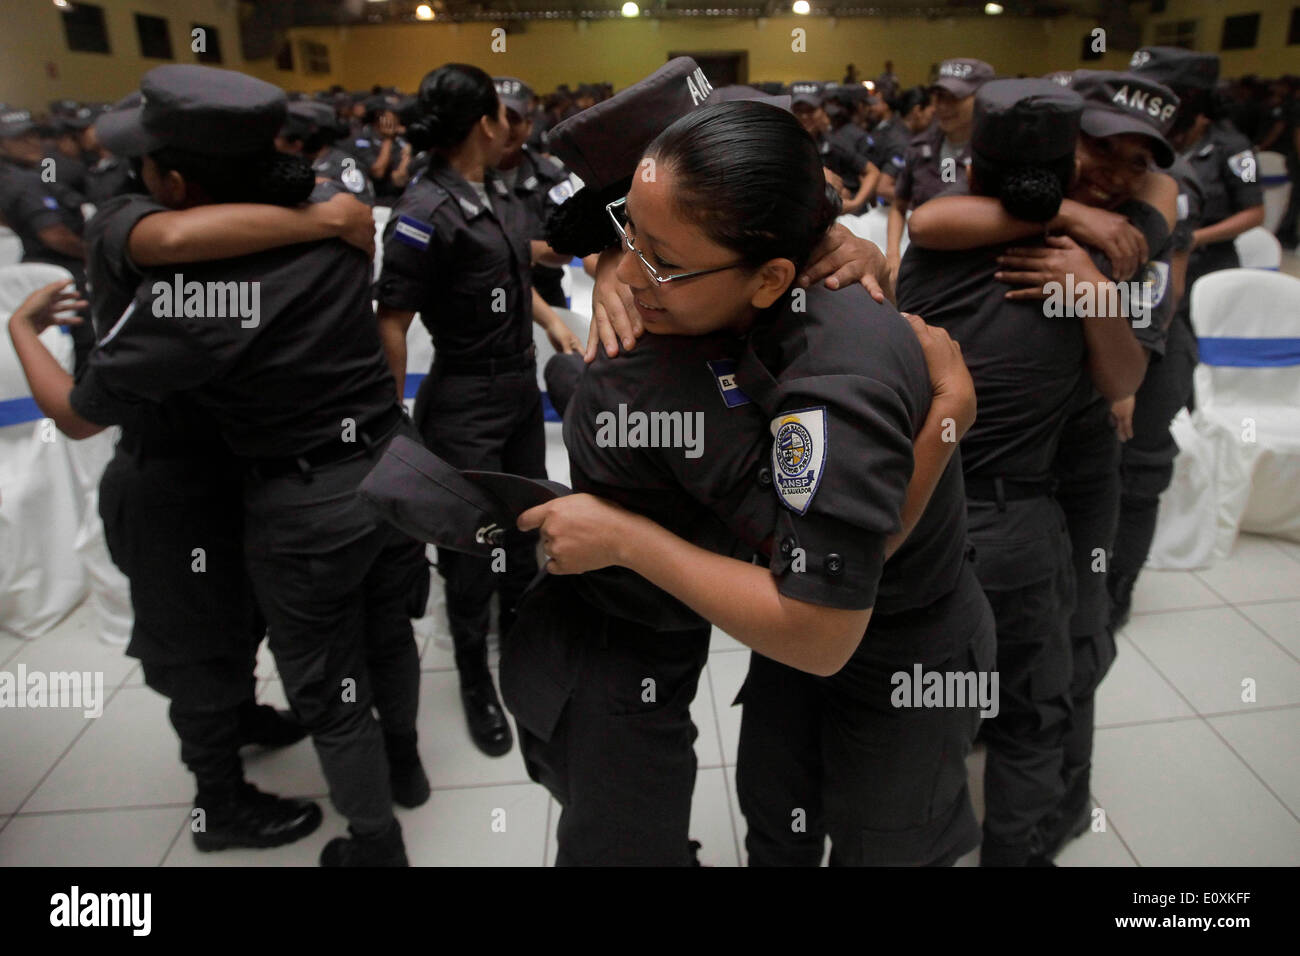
[825,553,844,576]
[757,466,772,487]
[779,536,795,556]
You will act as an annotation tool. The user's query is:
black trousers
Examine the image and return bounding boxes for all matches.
[1051,400,1122,841]
[969,495,1076,866]
[413,363,546,685]
[503,577,711,866]
[242,421,426,835]
[1112,314,1199,587]
[736,560,993,866]
[99,446,264,794]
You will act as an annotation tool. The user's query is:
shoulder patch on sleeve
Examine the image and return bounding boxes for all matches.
[547,176,577,206]
[393,215,434,251]
[341,165,366,193]
[42,195,59,210]
[1226,149,1256,183]
[770,406,828,515]
[1139,260,1171,312]
[1176,192,1189,221]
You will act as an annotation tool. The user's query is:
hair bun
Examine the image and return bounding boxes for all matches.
[253,152,315,206]
[998,166,1064,223]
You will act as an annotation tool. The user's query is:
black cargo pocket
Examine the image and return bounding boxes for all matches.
[499,581,586,744]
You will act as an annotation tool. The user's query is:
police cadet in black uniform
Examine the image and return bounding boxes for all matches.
[346,93,412,207]
[886,59,994,284]
[868,87,926,204]
[276,100,376,205]
[492,76,574,309]
[484,63,989,866]
[908,69,1181,863]
[823,83,881,211]
[789,82,878,215]
[900,77,1172,866]
[11,65,428,867]
[375,64,577,757]
[0,107,95,371]
[1106,46,1266,630]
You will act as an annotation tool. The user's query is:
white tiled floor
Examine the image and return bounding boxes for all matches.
[3,415,1300,868]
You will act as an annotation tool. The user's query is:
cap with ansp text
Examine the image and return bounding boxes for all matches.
[94,64,288,157]
[0,108,36,139]
[971,79,1083,165]
[283,99,339,140]
[1129,46,1219,93]
[358,436,569,555]
[1071,69,1179,168]
[788,81,826,108]
[1043,71,1075,88]
[931,59,996,99]
[545,57,712,194]
[493,77,535,120]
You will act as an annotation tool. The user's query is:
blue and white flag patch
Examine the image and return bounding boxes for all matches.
[42,196,59,210]
[706,359,751,408]
[393,215,434,251]
[770,406,827,515]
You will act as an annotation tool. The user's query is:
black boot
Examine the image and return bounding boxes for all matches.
[237,702,308,750]
[1107,571,1138,634]
[193,782,322,852]
[384,730,431,808]
[1032,800,1092,863]
[461,679,513,757]
[320,818,408,867]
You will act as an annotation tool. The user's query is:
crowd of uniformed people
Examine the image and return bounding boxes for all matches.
[1,41,1285,866]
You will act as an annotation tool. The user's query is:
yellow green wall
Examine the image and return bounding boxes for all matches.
[4,0,1295,111]
[0,0,248,110]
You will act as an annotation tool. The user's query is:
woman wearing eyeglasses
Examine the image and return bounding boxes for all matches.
[374,63,583,759]
[500,97,993,867]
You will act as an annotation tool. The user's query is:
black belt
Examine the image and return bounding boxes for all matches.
[434,344,536,376]
[965,475,1058,507]
[247,404,405,481]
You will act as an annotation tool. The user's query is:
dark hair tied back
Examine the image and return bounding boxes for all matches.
[413,63,500,152]
[149,146,314,207]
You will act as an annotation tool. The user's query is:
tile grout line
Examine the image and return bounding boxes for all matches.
[1197,715,1300,827]
[1096,700,1300,732]
[1090,798,1143,867]
[703,659,743,867]
[4,657,139,820]
[1222,600,1300,668]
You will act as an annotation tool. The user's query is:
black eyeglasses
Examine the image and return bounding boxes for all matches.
[605,196,745,286]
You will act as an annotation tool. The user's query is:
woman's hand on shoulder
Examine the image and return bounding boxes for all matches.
[800,223,892,303]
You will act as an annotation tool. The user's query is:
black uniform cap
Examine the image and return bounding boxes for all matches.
[493,77,535,120]
[707,84,793,112]
[94,64,287,157]
[1071,69,1179,168]
[0,108,36,139]
[932,59,996,98]
[359,437,569,555]
[283,99,337,139]
[546,57,711,194]
[1129,46,1219,92]
[971,79,1083,165]
[789,81,825,108]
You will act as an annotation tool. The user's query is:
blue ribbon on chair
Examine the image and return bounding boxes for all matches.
[0,396,42,427]
[1198,337,1300,367]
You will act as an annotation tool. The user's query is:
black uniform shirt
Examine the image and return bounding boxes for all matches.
[44,149,88,201]
[312,145,375,205]
[1166,155,1205,255]
[737,283,968,615]
[376,154,534,361]
[83,156,135,206]
[506,146,569,241]
[1183,119,1262,233]
[895,123,971,208]
[816,129,869,195]
[870,117,911,181]
[69,187,399,458]
[0,159,85,269]
[80,193,226,452]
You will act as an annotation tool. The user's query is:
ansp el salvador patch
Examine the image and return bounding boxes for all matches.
[393,215,433,251]
[770,407,827,515]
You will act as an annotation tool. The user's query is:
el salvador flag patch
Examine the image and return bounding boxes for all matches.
[770,406,828,515]
[394,215,434,251]
[42,196,59,210]
[706,359,751,408]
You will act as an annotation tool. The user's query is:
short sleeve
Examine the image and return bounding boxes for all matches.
[0,180,64,233]
[1220,141,1264,212]
[764,373,919,610]
[69,291,219,420]
[374,185,451,312]
[84,194,168,310]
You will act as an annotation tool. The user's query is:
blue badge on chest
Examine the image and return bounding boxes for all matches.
[393,215,434,250]
[42,196,59,210]
[706,358,751,408]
